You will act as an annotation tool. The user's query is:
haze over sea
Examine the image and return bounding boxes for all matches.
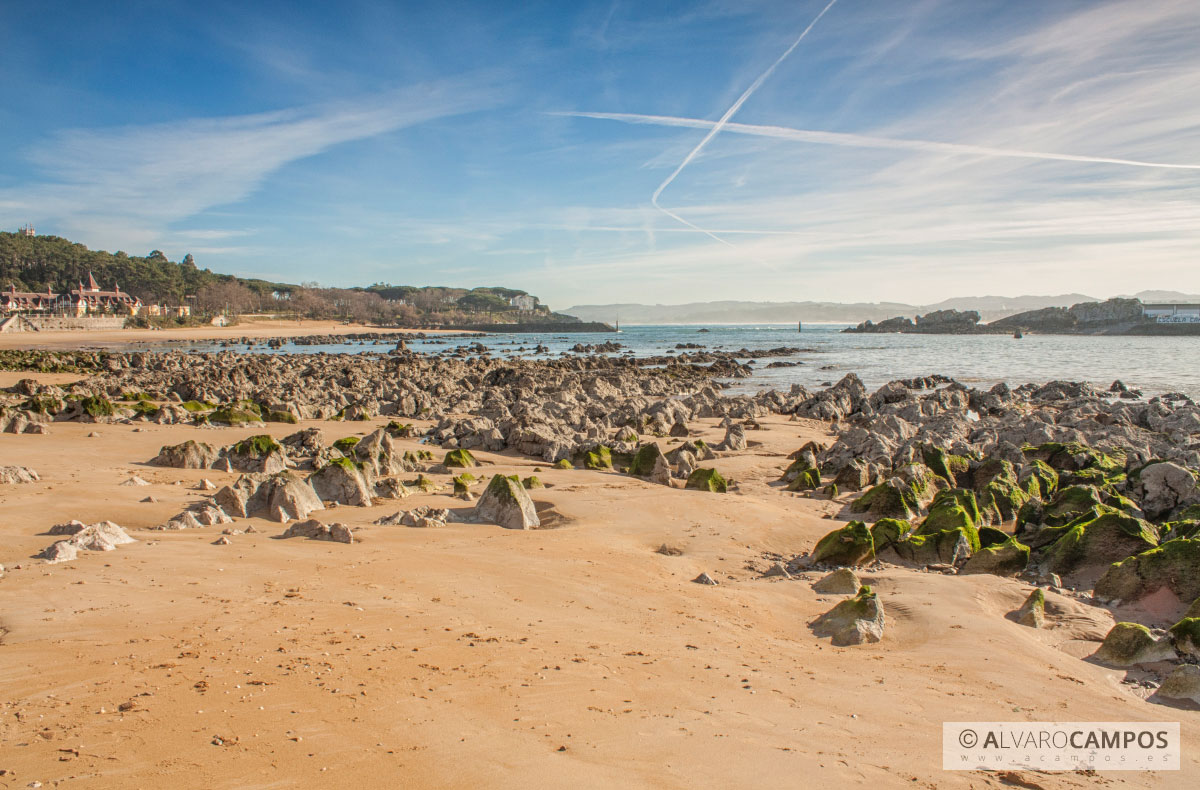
[185,323,1200,399]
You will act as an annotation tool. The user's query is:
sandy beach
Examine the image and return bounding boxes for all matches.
[0,318,462,351]
[1,356,1197,789]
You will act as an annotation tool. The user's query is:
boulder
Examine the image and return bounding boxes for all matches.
[1168,617,1200,659]
[960,537,1029,576]
[811,521,875,566]
[37,521,135,563]
[811,586,884,646]
[281,519,354,543]
[1015,588,1045,628]
[151,440,220,469]
[0,466,39,484]
[225,434,287,474]
[721,424,747,451]
[1095,538,1200,605]
[259,471,325,522]
[1092,622,1176,667]
[891,528,971,566]
[629,443,666,477]
[685,468,727,493]
[692,572,719,585]
[309,458,373,506]
[812,568,861,594]
[473,474,540,530]
[444,448,477,468]
[1044,511,1158,576]
[1156,664,1200,704]
[869,518,909,553]
[1134,462,1199,520]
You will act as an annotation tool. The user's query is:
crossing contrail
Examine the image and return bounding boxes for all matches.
[560,110,1200,172]
[651,0,841,245]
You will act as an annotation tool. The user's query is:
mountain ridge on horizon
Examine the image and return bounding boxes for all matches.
[562,291,1200,325]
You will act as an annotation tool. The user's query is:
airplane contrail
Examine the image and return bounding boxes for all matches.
[560,110,1200,172]
[651,0,841,245]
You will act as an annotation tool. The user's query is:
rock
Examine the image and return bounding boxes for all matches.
[374,477,410,499]
[649,455,672,485]
[0,466,39,484]
[151,440,220,469]
[1015,588,1045,628]
[213,536,232,545]
[870,518,909,553]
[762,562,792,579]
[443,448,477,468]
[1168,617,1200,658]
[1092,622,1177,667]
[119,476,150,487]
[850,479,921,520]
[629,443,666,477]
[1156,664,1200,704]
[812,568,862,594]
[669,420,689,437]
[960,537,1030,576]
[197,479,216,491]
[1134,462,1199,520]
[473,474,540,530]
[811,586,884,646]
[891,528,971,566]
[1095,538,1200,604]
[308,458,372,506]
[685,468,727,493]
[281,519,354,543]
[225,434,287,474]
[282,427,325,455]
[37,521,135,563]
[811,521,875,566]
[219,471,323,523]
[721,424,747,451]
[1044,511,1158,576]
[692,572,719,585]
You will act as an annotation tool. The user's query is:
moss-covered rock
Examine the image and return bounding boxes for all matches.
[922,445,970,487]
[785,465,822,492]
[452,473,477,494]
[978,526,1010,548]
[812,567,862,594]
[80,395,114,419]
[629,443,666,477]
[870,518,909,553]
[811,585,884,646]
[1022,459,1059,500]
[960,536,1029,576]
[685,468,727,493]
[1042,485,1105,527]
[385,421,415,438]
[409,474,440,493]
[265,409,298,424]
[554,458,574,470]
[1168,617,1200,659]
[473,474,540,530]
[1024,441,1125,477]
[444,448,477,468]
[1094,538,1200,604]
[1156,664,1200,704]
[811,521,875,566]
[892,528,972,566]
[1093,622,1177,667]
[233,434,282,457]
[522,475,545,489]
[1044,510,1158,575]
[209,405,263,425]
[333,436,361,454]
[918,489,981,550]
[850,481,919,520]
[584,445,613,470]
[1015,588,1045,628]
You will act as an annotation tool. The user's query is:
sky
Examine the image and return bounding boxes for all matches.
[2,0,1199,308]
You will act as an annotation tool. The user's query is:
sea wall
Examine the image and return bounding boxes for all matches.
[23,316,128,332]
[446,322,617,334]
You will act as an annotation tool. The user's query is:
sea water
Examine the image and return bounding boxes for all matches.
[179,324,1200,399]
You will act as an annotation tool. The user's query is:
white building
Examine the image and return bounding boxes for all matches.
[509,294,538,311]
[1143,303,1200,323]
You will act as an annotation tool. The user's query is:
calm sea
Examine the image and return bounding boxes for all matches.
[180,324,1200,399]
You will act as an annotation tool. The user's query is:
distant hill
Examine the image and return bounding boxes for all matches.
[564,291,1200,325]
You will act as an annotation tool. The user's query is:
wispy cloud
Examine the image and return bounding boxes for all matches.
[557,111,1200,171]
[2,76,504,252]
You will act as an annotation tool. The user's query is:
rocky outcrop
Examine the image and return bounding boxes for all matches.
[811,586,884,645]
[0,466,39,484]
[473,474,540,530]
[281,519,354,543]
[308,459,373,506]
[151,440,221,469]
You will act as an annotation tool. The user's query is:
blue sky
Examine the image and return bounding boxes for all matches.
[2,0,1199,308]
